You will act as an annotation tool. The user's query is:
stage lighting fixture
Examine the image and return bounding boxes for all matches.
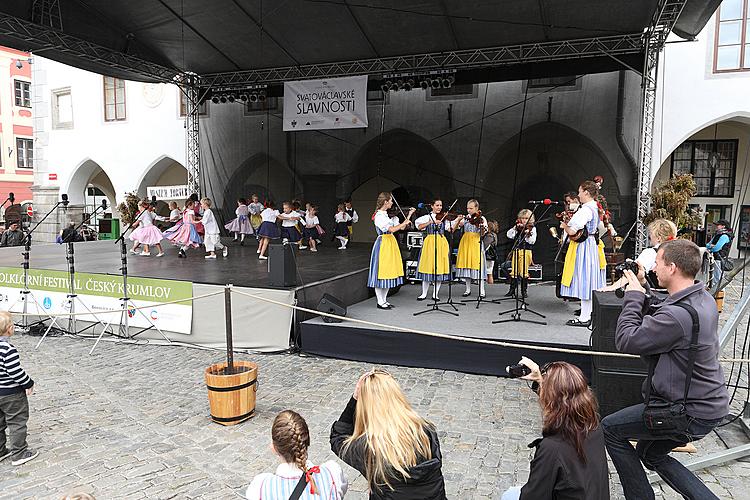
[211,96,220,104]
[385,80,393,90]
[431,79,441,89]
[381,84,389,93]
[228,94,236,103]
[249,93,258,103]
[420,80,429,90]
[396,79,404,89]
[258,91,267,102]
[219,95,227,103]
[403,81,412,91]
[239,94,248,102]
[441,78,451,88]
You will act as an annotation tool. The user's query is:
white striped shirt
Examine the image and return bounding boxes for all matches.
[0,337,34,395]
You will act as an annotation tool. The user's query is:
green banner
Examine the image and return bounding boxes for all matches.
[0,267,192,303]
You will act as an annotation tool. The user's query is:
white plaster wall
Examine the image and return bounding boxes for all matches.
[33,56,186,206]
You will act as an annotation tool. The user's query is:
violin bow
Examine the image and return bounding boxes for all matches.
[391,196,410,220]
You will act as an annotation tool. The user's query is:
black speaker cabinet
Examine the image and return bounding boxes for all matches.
[268,243,296,287]
[318,293,346,323]
[591,291,648,416]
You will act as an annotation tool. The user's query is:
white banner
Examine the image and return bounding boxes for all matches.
[147,185,190,200]
[283,76,368,131]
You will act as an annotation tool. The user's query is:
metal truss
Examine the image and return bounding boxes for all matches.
[635,0,688,254]
[200,33,644,89]
[31,0,62,30]
[181,74,201,196]
[0,12,179,84]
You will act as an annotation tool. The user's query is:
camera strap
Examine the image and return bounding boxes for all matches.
[644,300,700,407]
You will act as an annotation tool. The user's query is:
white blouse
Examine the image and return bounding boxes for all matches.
[567,200,598,232]
[335,212,352,223]
[374,210,396,233]
[261,208,279,223]
[248,202,264,215]
[278,212,300,227]
[245,461,348,500]
[506,225,537,245]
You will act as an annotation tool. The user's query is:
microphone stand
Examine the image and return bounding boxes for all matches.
[10,200,65,332]
[36,203,110,348]
[91,208,170,354]
[436,199,465,311]
[494,202,549,325]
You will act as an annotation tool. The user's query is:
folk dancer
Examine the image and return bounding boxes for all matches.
[165,198,203,258]
[455,199,488,297]
[302,205,321,252]
[344,198,359,240]
[334,204,352,249]
[559,181,607,327]
[415,198,462,301]
[225,198,253,245]
[248,194,264,236]
[278,201,302,247]
[368,192,414,309]
[128,200,166,257]
[201,198,227,259]
[257,201,280,260]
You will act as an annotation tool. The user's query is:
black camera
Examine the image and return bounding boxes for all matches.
[614,259,639,279]
[506,363,531,378]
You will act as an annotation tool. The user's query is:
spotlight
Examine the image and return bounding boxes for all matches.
[381,84,389,93]
[239,94,248,102]
[420,80,429,90]
[211,96,220,104]
[249,93,258,103]
[403,81,412,91]
[228,94,236,103]
[258,90,267,102]
[385,80,393,90]
[441,78,451,88]
[431,79,441,89]
[396,79,404,89]
[219,95,227,103]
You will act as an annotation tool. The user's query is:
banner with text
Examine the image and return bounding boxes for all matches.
[147,185,190,201]
[283,76,368,131]
[0,268,193,334]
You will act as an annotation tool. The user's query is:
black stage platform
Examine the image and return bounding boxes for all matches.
[300,282,593,378]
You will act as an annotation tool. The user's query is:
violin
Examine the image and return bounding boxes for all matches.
[555,211,587,242]
[468,210,484,227]
[515,218,534,234]
[434,210,461,222]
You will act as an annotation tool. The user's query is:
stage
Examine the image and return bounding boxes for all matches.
[299,280,594,378]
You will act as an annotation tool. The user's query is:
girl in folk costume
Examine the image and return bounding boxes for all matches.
[201,198,227,259]
[455,199,489,298]
[257,201,280,260]
[188,193,205,237]
[248,194,264,235]
[560,181,607,327]
[302,204,322,252]
[505,209,537,299]
[224,198,253,245]
[165,198,203,258]
[168,201,181,225]
[368,192,415,309]
[279,201,303,247]
[129,200,166,257]
[334,204,352,250]
[245,410,347,500]
[415,199,463,301]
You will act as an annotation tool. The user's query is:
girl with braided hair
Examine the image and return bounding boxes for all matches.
[246,410,347,499]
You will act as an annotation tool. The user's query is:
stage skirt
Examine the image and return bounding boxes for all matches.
[163,220,182,238]
[509,249,534,278]
[334,221,350,237]
[129,225,163,246]
[257,221,280,239]
[368,233,404,288]
[455,232,485,280]
[416,234,451,282]
[560,236,606,300]
[302,226,318,239]
[250,214,262,230]
[225,215,253,234]
[280,225,301,242]
[165,223,202,248]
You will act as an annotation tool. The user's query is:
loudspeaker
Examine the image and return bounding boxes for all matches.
[269,243,296,287]
[318,293,346,323]
[591,291,648,416]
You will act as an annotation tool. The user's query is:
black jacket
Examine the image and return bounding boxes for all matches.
[330,397,447,500]
[520,427,610,500]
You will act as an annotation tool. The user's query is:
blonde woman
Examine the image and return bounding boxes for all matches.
[330,369,446,499]
[599,218,677,292]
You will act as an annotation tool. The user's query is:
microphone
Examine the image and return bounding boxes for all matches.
[101,199,108,210]
[416,202,427,209]
[529,198,560,205]
[8,192,14,203]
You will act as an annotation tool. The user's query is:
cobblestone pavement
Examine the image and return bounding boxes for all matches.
[1,286,750,499]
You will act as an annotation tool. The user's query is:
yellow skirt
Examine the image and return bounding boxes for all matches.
[561,240,608,287]
[510,249,534,278]
[250,214,262,230]
[377,234,403,280]
[456,232,481,271]
[417,234,450,278]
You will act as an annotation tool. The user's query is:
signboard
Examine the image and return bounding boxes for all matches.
[147,185,190,200]
[0,268,193,335]
[48,173,57,181]
[283,75,368,131]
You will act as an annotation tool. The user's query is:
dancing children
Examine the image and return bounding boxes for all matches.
[245,410,347,499]
[278,201,303,247]
[257,201,280,260]
[248,194,264,236]
[188,193,204,238]
[344,198,358,240]
[200,198,227,259]
[334,204,352,249]
[165,198,202,258]
[560,180,606,327]
[455,199,488,298]
[368,192,415,309]
[505,209,537,298]
[168,201,181,224]
[302,205,321,252]
[415,198,462,301]
[129,200,165,257]
[225,198,253,245]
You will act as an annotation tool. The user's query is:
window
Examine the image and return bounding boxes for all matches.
[52,87,73,129]
[670,140,738,197]
[714,0,750,71]
[179,91,208,117]
[16,138,33,169]
[739,205,750,248]
[103,76,126,121]
[14,80,30,107]
[705,205,733,240]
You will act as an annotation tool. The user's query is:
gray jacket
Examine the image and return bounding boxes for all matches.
[0,229,24,247]
[616,282,729,420]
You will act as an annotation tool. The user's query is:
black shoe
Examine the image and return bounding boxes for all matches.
[462,291,471,297]
[521,280,528,299]
[377,304,391,310]
[505,283,517,297]
[566,319,591,328]
[417,296,427,301]
[385,303,395,309]
[178,250,186,258]
[240,240,244,246]
[574,309,581,316]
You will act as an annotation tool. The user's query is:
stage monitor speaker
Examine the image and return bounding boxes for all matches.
[318,293,346,323]
[269,243,297,287]
[593,369,647,417]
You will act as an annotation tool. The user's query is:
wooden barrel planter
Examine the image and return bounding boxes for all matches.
[204,360,258,426]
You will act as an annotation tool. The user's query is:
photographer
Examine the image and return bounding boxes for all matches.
[601,239,729,499]
[706,219,733,293]
[500,357,609,500]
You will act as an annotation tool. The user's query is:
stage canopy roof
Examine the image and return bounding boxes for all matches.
[0,0,720,87]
